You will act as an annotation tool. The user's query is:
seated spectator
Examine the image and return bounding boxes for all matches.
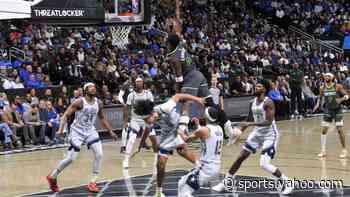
[70,90,81,104]
[268,81,290,119]
[46,101,60,145]
[4,103,31,147]
[44,89,54,102]
[15,96,26,115]
[26,74,42,89]
[23,103,45,145]
[230,75,244,96]
[0,106,19,150]
[29,89,39,105]
[0,92,9,109]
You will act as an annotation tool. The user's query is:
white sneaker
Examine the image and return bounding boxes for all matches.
[281,182,294,195]
[318,151,327,157]
[212,182,226,192]
[123,159,129,169]
[339,149,348,158]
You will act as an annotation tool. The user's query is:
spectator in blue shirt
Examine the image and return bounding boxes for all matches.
[268,81,290,119]
[46,101,60,145]
[26,74,42,89]
[19,64,32,82]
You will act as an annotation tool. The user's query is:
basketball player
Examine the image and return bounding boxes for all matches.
[313,73,348,158]
[166,29,234,144]
[123,77,154,168]
[212,80,293,195]
[134,93,205,197]
[46,83,118,193]
[178,107,223,197]
[118,79,133,153]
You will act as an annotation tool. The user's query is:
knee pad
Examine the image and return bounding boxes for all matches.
[260,154,277,174]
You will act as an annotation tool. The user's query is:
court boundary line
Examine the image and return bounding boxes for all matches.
[18,169,350,197]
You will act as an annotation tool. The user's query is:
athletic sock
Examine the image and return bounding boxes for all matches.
[91,174,98,183]
[321,134,327,152]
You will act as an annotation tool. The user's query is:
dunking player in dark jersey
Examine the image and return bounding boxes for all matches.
[165,23,234,141]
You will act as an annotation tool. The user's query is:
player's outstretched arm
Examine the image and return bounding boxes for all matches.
[97,102,117,141]
[57,99,82,135]
[172,93,205,106]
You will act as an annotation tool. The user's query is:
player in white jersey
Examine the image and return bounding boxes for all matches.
[46,83,117,193]
[177,107,223,197]
[123,77,155,168]
[134,93,205,197]
[212,80,293,195]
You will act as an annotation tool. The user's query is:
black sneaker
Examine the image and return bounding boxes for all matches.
[120,146,126,153]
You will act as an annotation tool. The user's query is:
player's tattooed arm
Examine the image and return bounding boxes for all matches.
[57,99,82,135]
[179,126,209,143]
[97,102,117,141]
[336,84,350,104]
[242,99,275,128]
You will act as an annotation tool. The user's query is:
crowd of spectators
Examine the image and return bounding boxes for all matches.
[1,0,350,151]
[254,0,350,37]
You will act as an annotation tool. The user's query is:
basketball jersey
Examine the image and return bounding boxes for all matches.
[200,124,223,164]
[127,90,154,120]
[251,97,277,134]
[154,99,180,140]
[323,83,341,110]
[71,97,99,131]
[167,41,194,75]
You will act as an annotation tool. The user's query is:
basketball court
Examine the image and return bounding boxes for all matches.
[1,115,349,197]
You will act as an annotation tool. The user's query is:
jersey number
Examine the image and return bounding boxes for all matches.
[83,114,94,124]
[215,140,223,155]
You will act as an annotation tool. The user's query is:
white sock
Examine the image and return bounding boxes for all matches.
[91,174,98,183]
[125,132,137,156]
[157,187,163,193]
[321,134,327,152]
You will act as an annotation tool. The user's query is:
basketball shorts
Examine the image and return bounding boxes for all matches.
[243,127,279,159]
[182,70,210,98]
[128,118,155,136]
[181,162,221,190]
[158,133,185,157]
[69,126,100,151]
[321,109,343,127]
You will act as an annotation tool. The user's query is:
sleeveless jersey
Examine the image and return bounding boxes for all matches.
[127,90,154,120]
[71,98,99,131]
[200,124,223,164]
[251,97,277,134]
[323,83,341,110]
[154,99,180,140]
[166,42,194,75]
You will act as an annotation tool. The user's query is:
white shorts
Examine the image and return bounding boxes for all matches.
[69,126,100,151]
[158,134,185,157]
[243,127,279,159]
[182,162,221,190]
[321,120,344,127]
[128,119,146,134]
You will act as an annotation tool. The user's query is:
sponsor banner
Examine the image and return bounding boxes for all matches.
[31,7,104,20]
